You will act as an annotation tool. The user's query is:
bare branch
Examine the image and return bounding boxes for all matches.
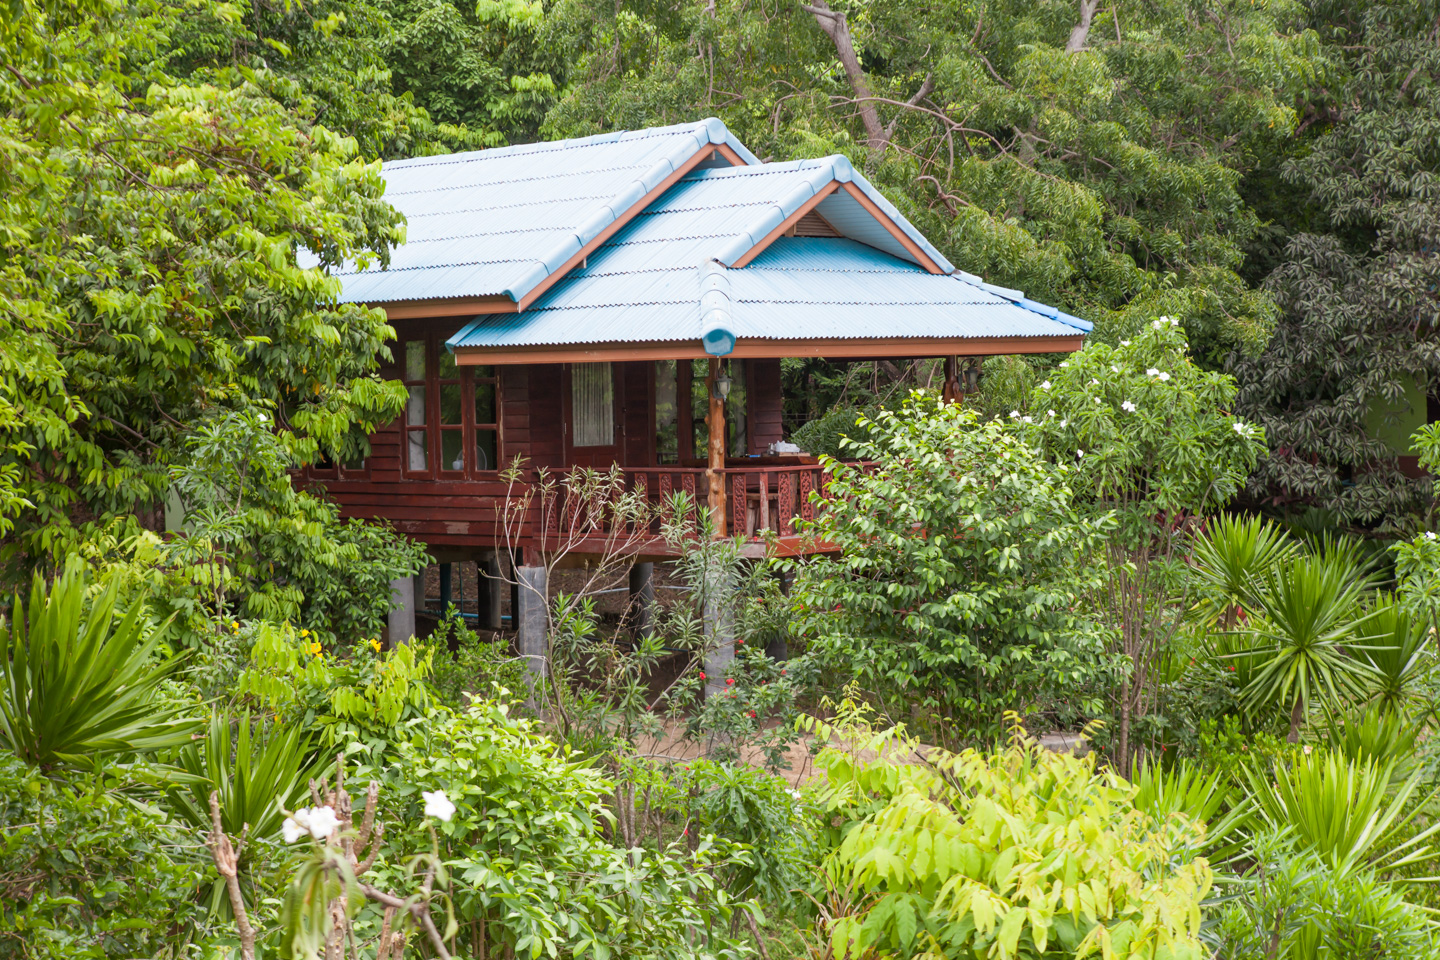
[1066,0,1102,53]
[206,791,256,960]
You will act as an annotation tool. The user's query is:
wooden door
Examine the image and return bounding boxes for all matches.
[564,362,621,467]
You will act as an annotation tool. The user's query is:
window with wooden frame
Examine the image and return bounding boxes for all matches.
[401,335,499,478]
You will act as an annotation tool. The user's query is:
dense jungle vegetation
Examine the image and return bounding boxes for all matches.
[2,0,1440,957]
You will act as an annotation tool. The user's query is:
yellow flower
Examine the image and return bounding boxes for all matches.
[309,641,322,656]
[369,638,382,652]
[230,621,240,632]
[300,629,310,638]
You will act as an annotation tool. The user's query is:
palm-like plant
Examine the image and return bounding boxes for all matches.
[1240,545,1377,742]
[1189,513,1300,628]
[1353,595,1435,714]
[0,560,198,768]
[1244,751,1440,880]
[1321,703,1421,782]
[1131,757,1253,861]
[168,713,319,915]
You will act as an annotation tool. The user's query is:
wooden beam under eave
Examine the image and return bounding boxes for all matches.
[451,335,1086,365]
[378,295,519,320]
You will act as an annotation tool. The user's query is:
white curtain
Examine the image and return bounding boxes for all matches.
[572,363,614,447]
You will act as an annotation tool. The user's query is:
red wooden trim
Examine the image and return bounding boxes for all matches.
[453,335,1085,365]
[379,295,518,320]
[837,181,945,274]
[728,181,841,269]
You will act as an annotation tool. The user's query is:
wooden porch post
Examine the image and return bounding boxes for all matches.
[706,357,726,536]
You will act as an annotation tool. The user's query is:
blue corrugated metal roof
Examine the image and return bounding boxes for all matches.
[448,158,1089,351]
[322,118,760,305]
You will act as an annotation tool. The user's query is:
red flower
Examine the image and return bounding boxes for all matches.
[726,678,734,686]
[748,710,757,718]
[780,669,787,676]
[736,638,744,645]
[698,672,706,680]
[1228,665,1236,672]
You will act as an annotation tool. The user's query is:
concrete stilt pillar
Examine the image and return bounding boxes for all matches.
[508,547,522,632]
[478,553,503,631]
[702,566,733,699]
[439,562,453,618]
[627,562,655,638]
[387,576,415,647]
[766,567,791,660]
[412,571,426,619]
[516,564,548,678]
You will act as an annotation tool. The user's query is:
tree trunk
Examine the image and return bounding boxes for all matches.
[1065,0,1102,52]
[800,0,886,152]
[1117,677,1131,777]
[1287,698,1304,743]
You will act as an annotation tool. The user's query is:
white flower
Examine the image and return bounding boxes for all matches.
[1040,380,1051,390]
[1110,365,1119,373]
[788,789,803,801]
[1076,449,1085,457]
[1090,378,1100,386]
[1426,531,1436,541]
[1152,320,1162,329]
[1233,421,1248,435]
[282,812,308,844]
[1059,361,1069,368]
[1120,340,1130,346]
[1146,368,1160,377]
[1009,409,1021,419]
[257,412,268,423]
[1048,409,1057,417]
[1021,416,1032,423]
[1169,317,1181,327]
[1121,400,1137,412]
[423,790,456,822]
[306,806,341,840]
[915,388,925,395]
[1158,372,1171,382]
[1060,419,1069,427]
[1094,397,1101,403]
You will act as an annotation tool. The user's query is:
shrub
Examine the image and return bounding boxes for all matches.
[811,712,1212,959]
[792,394,1120,743]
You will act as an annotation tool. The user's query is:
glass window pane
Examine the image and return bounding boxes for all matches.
[727,359,748,457]
[407,429,427,471]
[440,383,462,424]
[406,385,426,425]
[690,359,709,454]
[572,362,614,447]
[655,360,677,464]
[438,348,458,380]
[474,380,496,425]
[475,428,497,471]
[405,341,426,382]
[441,429,464,471]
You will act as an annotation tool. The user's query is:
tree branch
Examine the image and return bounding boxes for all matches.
[206,791,256,960]
[1066,0,1102,53]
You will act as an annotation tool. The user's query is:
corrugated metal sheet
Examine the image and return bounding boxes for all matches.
[450,227,1090,348]
[326,119,759,304]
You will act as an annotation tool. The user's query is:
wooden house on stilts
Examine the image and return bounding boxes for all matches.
[300,119,1090,685]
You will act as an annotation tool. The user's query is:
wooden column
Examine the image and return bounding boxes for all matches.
[706,357,726,536]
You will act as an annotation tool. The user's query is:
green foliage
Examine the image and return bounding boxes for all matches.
[1356,596,1437,714]
[0,754,208,958]
[167,714,319,915]
[811,713,1213,959]
[1243,750,1440,880]
[792,394,1119,742]
[0,561,198,768]
[687,760,817,906]
[1320,703,1422,780]
[1188,513,1301,629]
[0,0,408,564]
[788,403,877,460]
[1238,544,1378,737]
[378,700,754,959]
[1130,757,1252,862]
[168,409,426,644]
[1214,830,1440,960]
[1233,0,1440,526]
[425,615,529,709]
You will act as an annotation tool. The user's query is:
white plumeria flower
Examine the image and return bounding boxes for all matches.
[1060,419,1069,427]
[1009,409,1021,419]
[1110,365,1119,373]
[1233,421,1248,435]
[1425,531,1436,541]
[1040,380,1051,390]
[306,806,341,840]
[1059,361,1069,368]
[282,811,308,844]
[1120,340,1130,346]
[1047,409,1057,417]
[1121,400,1137,412]
[1021,416,1032,424]
[1094,397,1101,403]
[423,790,456,822]
[1158,372,1171,382]
[1076,449,1085,457]
[1152,320,1162,329]
[1146,368,1160,377]
[1090,378,1100,386]
[788,789,803,801]
[1169,317,1181,327]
